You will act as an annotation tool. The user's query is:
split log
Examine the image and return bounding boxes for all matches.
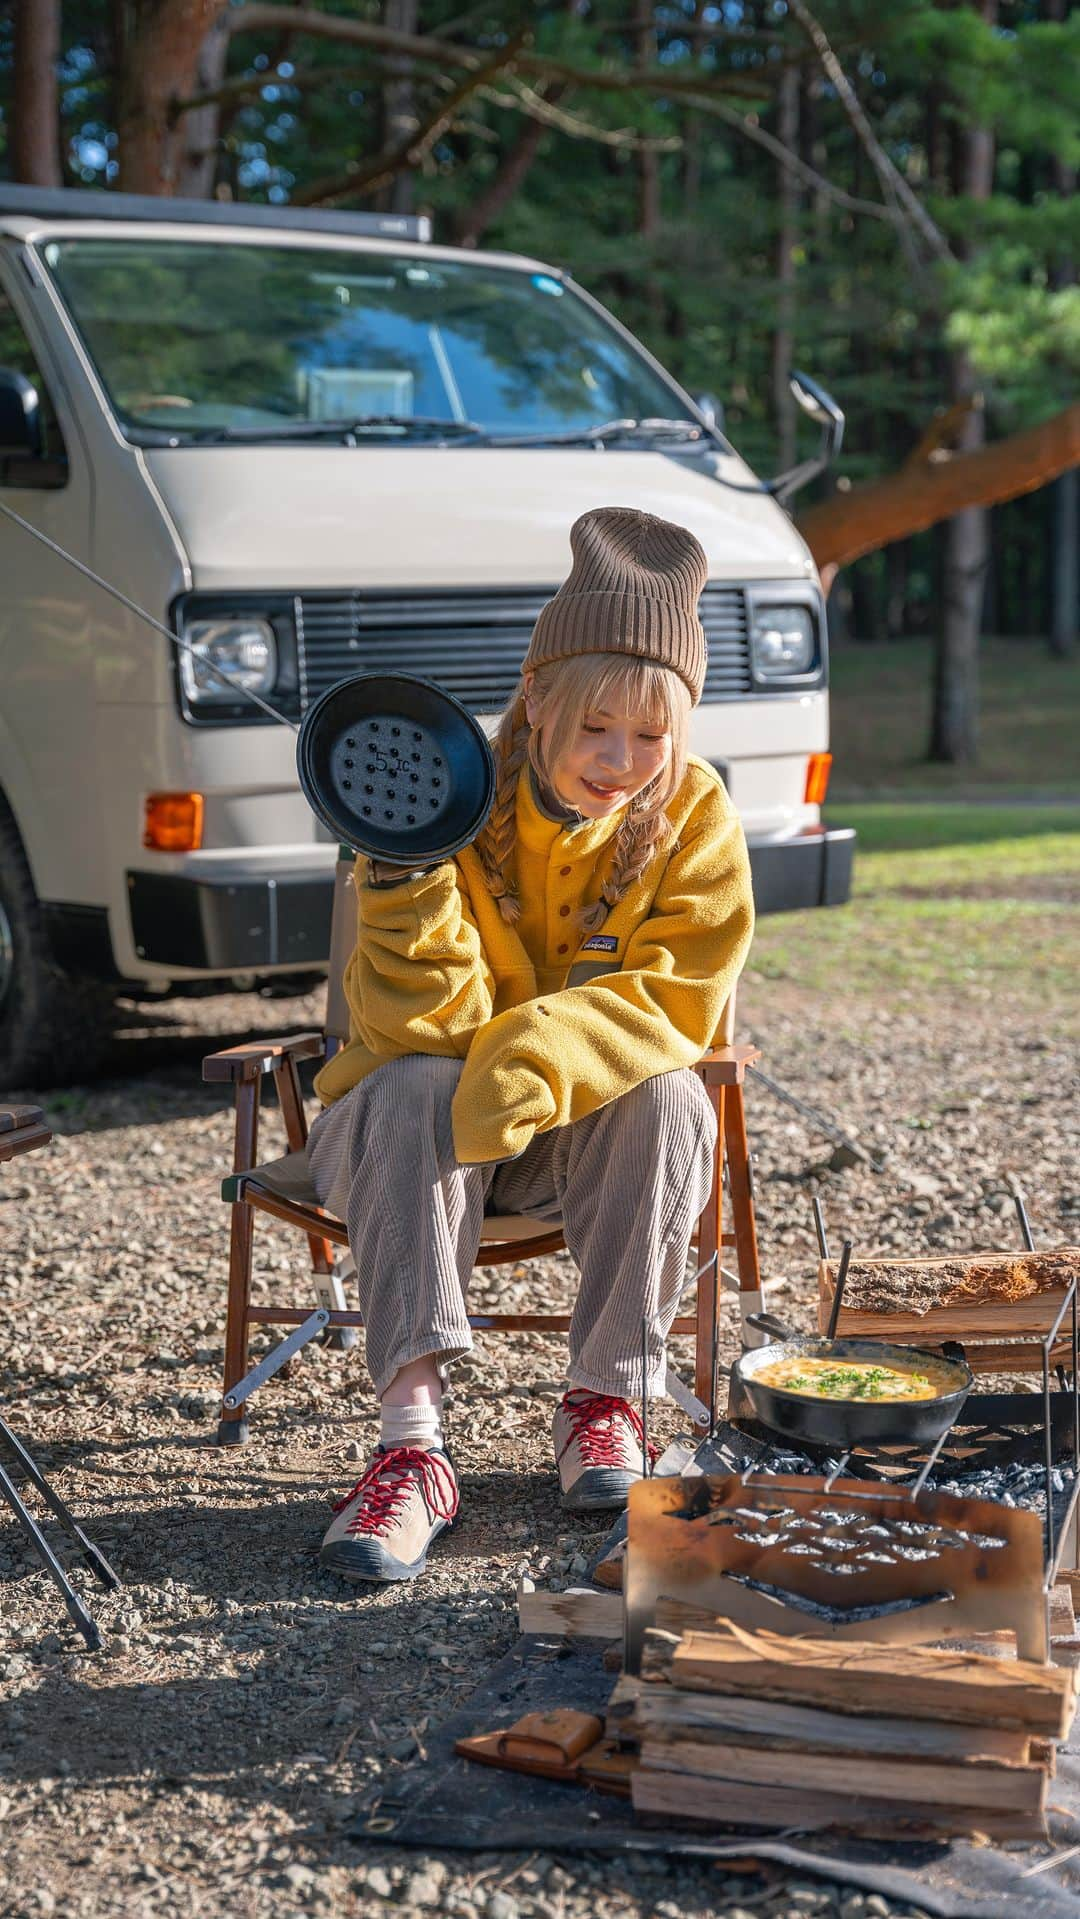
[631,1768,1047,1843]
[517,1578,622,1640]
[593,1538,626,1591]
[641,1622,1078,1738]
[608,1673,1034,1763]
[638,1738,1046,1812]
[1052,1580,1077,1641]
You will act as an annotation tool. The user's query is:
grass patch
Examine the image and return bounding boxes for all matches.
[831,802,1080,855]
[828,638,1080,798]
[749,802,1079,1023]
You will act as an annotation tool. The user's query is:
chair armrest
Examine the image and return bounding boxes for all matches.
[202,1033,327,1083]
[696,1042,760,1087]
[0,1118,53,1161]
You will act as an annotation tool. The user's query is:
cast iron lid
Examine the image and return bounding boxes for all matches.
[297,672,497,861]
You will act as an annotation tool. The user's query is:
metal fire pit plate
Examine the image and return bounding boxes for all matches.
[624,1472,1047,1673]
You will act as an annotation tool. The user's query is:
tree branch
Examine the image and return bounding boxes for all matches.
[290,38,520,208]
[786,0,953,268]
[482,79,682,153]
[800,402,1080,574]
[695,96,896,224]
[222,5,769,103]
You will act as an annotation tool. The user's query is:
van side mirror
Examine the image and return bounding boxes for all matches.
[693,391,725,434]
[0,368,44,461]
[768,370,845,506]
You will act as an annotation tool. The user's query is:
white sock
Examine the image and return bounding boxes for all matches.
[379,1399,444,1452]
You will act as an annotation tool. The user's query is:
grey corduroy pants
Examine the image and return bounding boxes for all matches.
[307,1054,715,1400]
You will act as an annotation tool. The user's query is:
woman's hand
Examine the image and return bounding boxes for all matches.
[451,1015,559,1164]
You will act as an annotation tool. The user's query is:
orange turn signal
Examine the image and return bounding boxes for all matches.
[143,791,204,853]
[804,752,832,807]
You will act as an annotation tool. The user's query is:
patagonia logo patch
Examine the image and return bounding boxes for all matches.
[581,933,618,953]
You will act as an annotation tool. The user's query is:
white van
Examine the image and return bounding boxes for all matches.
[0,186,853,1086]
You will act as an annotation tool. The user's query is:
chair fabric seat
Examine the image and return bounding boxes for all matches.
[244,1150,560,1243]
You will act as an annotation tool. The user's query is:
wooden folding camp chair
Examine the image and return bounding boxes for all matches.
[203,849,762,1443]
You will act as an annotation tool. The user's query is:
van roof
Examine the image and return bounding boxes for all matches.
[0,183,432,244]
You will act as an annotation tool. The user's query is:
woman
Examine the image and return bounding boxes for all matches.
[308,506,755,1582]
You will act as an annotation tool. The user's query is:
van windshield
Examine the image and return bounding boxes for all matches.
[41,238,699,446]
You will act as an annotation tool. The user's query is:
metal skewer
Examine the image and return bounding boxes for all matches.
[1014,1192,1036,1253]
[826,1239,853,1344]
[812,1195,830,1261]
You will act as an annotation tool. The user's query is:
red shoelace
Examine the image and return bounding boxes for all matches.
[333,1446,459,1539]
[557,1391,658,1469]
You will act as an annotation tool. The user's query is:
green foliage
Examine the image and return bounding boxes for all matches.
[946,250,1080,419]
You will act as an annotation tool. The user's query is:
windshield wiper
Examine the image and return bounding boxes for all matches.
[134,415,490,447]
[486,417,707,450]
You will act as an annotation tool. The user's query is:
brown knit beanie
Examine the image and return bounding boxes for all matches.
[524,506,709,704]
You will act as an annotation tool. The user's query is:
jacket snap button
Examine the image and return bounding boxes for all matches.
[559,866,572,877]
[559,904,570,917]
[557,942,569,955]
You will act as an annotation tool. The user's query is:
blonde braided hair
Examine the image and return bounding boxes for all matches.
[475,690,531,923]
[475,653,691,929]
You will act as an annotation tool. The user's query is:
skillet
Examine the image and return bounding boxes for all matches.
[733,1311,972,1451]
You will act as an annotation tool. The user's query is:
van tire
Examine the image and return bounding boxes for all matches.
[0,806,113,1091]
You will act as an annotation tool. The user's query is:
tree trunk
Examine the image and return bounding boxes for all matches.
[885,542,908,640]
[378,0,420,216]
[681,0,709,216]
[456,109,552,249]
[771,60,800,473]
[1049,468,1077,658]
[928,0,997,765]
[12,0,62,186]
[931,392,987,763]
[115,0,228,195]
[455,0,585,249]
[173,10,230,198]
[636,9,662,335]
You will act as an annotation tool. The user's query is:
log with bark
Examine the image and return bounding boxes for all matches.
[816,1247,1080,1339]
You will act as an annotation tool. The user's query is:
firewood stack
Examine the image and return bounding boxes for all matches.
[609,1620,1078,1842]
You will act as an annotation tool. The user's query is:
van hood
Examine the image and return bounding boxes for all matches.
[142,445,816,591]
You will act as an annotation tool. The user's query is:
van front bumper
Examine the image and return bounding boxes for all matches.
[746,824,855,915]
[123,824,854,974]
[125,864,334,973]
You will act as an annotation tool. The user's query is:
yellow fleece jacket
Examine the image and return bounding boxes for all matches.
[314,754,754,1164]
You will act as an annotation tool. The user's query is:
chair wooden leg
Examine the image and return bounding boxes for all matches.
[218,1080,260,1445]
[724,1082,762,1314]
[694,1083,725,1413]
[273,1054,357,1353]
[275,1057,334,1278]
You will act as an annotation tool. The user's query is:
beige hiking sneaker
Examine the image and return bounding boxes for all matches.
[320,1445,458,1582]
[553,1390,655,1513]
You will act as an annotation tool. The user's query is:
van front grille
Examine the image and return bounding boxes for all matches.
[294,584,752,712]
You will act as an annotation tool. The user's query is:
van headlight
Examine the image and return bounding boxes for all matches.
[179,617,278,704]
[749,604,816,679]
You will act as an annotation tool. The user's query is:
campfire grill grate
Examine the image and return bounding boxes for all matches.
[705,1394,1080,1581]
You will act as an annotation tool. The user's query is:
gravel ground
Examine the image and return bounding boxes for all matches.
[1,971,1077,1919]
